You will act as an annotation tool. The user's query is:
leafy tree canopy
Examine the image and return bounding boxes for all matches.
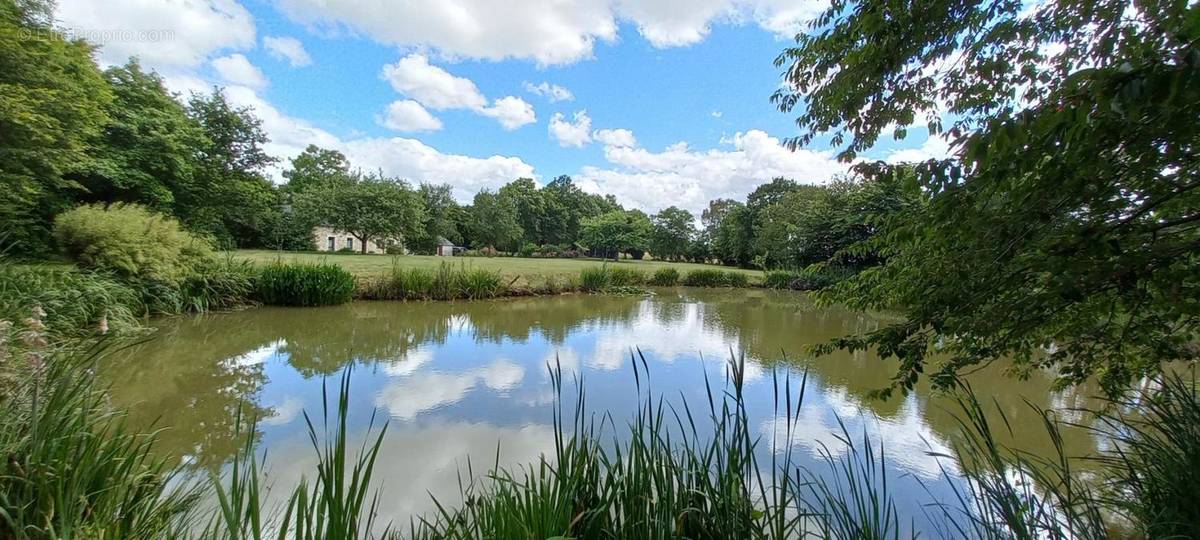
[73,61,206,212]
[650,206,697,261]
[295,172,425,253]
[466,189,523,251]
[282,145,351,195]
[776,0,1200,395]
[0,0,110,253]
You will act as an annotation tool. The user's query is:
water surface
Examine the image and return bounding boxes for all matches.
[101,289,1102,533]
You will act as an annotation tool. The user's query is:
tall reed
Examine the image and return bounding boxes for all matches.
[256,262,355,307]
[0,344,197,539]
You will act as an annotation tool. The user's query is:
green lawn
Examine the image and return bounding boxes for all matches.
[234,250,762,281]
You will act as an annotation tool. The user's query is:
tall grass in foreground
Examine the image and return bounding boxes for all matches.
[2,338,1197,538]
[0,344,197,539]
[200,371,388,540]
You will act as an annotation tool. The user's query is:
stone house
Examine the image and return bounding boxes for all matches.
[311,225,400,254]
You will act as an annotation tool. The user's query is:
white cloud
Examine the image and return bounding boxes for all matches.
[276,0,617,66]
[710,110,723,118]
[593,128,637,148]
[381,54,535,130]
[576,129,847,214]
[273,0,828,65]
[211,53,268,89]
[885,133,953,163]
[342,138,535,199]
[54,0,256,68]
[549,111,593,148]
[381,54,488,110]
[380,100,444,132]
[615,0,732,47]
[263,36,312,67]
[375,359,526,420]
[202,84,533,195]
[523,81,574,102]
[480,96,537,130]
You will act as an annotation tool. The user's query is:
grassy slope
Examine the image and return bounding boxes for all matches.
[234,250,763,280]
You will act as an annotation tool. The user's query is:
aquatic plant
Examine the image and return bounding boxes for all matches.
[257,262,355,307]
[0,345,197,539]
[0,260,144,339]
[682,269,750,288]
[648,267,680,286]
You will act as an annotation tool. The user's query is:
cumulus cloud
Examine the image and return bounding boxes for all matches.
[379,100,443,132]
[549,111,593,147]
[380,54,535,130]
[211,53,268,89]
[885,133,953,163]
[593,128,637,148]
[276,0,617,65]
[263,35,312,67]
[576,129,847,214]
[343,138,535,198]
[54,0,256,68]
[273,0,828,65]
[199,84,534,195]
[480,96,537,130]
[523,81,574,102]
[381,54,488,110]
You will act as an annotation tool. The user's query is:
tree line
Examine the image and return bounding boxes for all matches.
[1,0,911,266]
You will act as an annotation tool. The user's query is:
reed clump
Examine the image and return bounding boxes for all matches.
[357,263,510,301]
[257,262,356,307]
[682,268,751,288]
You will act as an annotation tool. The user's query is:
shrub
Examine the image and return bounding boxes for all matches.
[648,267,680,286]
[256,262,354,306]
[53,203,213,284]
[682,269,749,288]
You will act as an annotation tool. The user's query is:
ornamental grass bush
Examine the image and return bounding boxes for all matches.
[53,203,213,285]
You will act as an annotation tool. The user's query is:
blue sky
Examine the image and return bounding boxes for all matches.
[53,0,947,214]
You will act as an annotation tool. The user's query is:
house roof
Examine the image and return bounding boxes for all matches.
[436,236,456,246]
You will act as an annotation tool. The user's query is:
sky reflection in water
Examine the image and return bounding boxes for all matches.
[101,289,1102,533]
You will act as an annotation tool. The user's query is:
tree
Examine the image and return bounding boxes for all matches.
[746,177,800,214]
[296,173,424,253]
[581,210,649,260]
[775,0,1200,395]
[72,61,206,213]
[498,177,549,245]
[712,203,754,267]
[414,183,463,253]
[0,1,111,253]
[466,190,523,251]
[184,89,279,247]
[543,175,620,245]
[282,145,351,194]
[650,206,696,261]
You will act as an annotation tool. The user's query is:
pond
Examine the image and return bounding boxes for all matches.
[100,288,1102,534]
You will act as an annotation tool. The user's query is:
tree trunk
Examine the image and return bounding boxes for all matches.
[359,235,368,254]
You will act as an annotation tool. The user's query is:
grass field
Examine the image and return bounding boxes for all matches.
[234,250,762,281]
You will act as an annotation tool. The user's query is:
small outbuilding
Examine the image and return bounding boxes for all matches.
[435,236,459,256]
